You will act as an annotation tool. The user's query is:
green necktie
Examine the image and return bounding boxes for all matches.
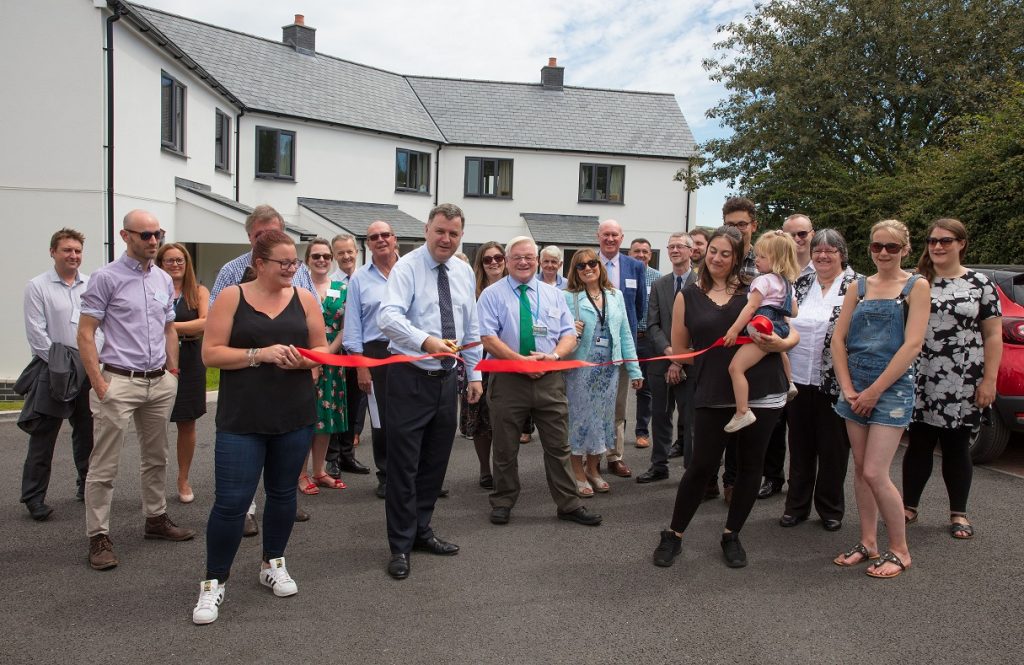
[518,284,536,356]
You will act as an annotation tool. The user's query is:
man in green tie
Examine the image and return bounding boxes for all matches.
[476,236,602,527]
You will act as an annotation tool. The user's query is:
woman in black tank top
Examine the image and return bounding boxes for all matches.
[652,227,795,570]
[190,230,328,625]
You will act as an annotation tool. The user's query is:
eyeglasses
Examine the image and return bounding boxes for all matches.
[368,232,393,242]
[264,258,302,270]
[927,236,960,247]
[812,247,839,255]
[481,255,505,266]
[869,242,904,254]
[725,221,752,230]
[575,260,601,271]
[126,229,166,241]
[509,255,536,264]
[789,230,812,239]
[161,258,186,266]
[309,253,332,261]
[667,244,693,251]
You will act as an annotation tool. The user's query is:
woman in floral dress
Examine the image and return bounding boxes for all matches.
[902,219,1002,539]
[298,238,348,494]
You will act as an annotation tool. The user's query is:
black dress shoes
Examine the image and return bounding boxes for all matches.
[757,478,783,499]
[479,474,494,490]
[26,502,53,521]
[387,554,410,580]
[375,481,387,499]
[295,507,310,522]
[413,536,460,556]
[822,519,842,532]
[490,506,511,525]
[636,468,669,484]
[326,460,342,479]
[438,488,450,498]
[667,443,684,459]
[557,506,602,526]
[702,482,721,502]
[779,514,807,528]
[339,458,371,475]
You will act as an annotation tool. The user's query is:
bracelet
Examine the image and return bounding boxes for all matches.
[247,348,262,368]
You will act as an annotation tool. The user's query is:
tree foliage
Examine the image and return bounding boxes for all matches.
[686,0,1024,265]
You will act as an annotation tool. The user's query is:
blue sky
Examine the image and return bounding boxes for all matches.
[137,0,757,230]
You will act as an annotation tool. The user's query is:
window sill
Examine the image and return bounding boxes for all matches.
[464,194,513,200]
[256,174,296,182]
[215,166,231,175]
[395,188,431,196]
[161,147,187,160]
[578,199,625,205]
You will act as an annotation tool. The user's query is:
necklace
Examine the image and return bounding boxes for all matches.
[709,283,730,292]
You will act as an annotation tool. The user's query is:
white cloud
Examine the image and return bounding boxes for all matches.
[135,0,755,227]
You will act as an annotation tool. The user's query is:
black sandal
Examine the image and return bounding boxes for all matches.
[833,543,878,567]
[866,551,908,578]
[950,515,974,539]
[904,506,919,524]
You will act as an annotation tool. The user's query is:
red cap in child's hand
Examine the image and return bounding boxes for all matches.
[746,315,774,337]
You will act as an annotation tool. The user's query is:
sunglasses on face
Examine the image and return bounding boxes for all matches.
[927,236,960,247]
[481,255,505,266]
[869,242,904,254]
[368,232,393,242]
[126,229,166,241]
[309,253,332,261]
[575,260,600,271]
[789,230,812,239]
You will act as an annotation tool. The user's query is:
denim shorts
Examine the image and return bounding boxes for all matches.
[833,360,914,428]
[754,305,790,338]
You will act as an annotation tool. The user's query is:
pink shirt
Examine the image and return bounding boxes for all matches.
[749,273,790,308]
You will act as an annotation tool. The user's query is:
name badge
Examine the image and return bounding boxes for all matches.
[595,336,610,348]
[154,289,169,305]
[532,324,548,337]
[70,309,81,325]
[625,278,638,289]
[326,288,341,298]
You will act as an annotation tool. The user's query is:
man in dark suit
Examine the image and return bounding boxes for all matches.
[596,219,646,478]
[637,232,698,483]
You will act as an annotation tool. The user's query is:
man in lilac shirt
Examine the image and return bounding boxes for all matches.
[78,210,194,571]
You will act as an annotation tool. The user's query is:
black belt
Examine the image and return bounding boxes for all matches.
[637,331,647,338]
[104,364,165,379]
[402,364,454,378]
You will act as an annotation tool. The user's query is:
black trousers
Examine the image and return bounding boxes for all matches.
[364,341,391,482]
[723,405,787,487]
[670,407,782,533]
[648,360,695,473]
[327,367,366,467]
[784,385,849,521]
[385,364,457,555]
[634,335,654,436]
[21,388,93,504]
[902,422,973,514]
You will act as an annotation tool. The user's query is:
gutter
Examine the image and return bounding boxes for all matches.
[234,109,245,202]
[104,6,126,262]
[434,144,442,206]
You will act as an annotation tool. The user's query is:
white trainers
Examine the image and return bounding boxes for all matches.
[787,382,799,402]
[192,579,225,625]
[724,410,757,433]
[259,557,298,597]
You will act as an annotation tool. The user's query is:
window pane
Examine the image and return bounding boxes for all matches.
[396,150,409,189]
[161,76,173,144]
[497,160,512,197]
[466,159,481,195]
[595,166,608,201]
[482,159,497,195]
[609,165,624,202]
[417,153,430,191]
[278,132,293,177]
[257,129,276,174]
[579,165,594,200]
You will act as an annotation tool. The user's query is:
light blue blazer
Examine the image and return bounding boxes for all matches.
[564,288,642,381]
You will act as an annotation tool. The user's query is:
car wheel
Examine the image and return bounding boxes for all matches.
[970,416,1010,464]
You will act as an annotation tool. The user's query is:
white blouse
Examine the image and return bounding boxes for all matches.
[789,274,845,386]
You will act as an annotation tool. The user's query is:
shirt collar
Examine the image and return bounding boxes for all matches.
[47,267,83,286]
[118,252,150,273]
[507,275,537,291]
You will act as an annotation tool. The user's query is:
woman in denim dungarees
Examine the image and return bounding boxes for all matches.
[829,220,930,579]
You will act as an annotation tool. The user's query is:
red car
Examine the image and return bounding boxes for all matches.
[967,266,1024,463]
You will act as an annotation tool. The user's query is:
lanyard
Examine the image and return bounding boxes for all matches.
[507,277,540,320]
[585,289,607,327]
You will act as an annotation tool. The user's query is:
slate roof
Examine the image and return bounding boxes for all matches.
[521,213,600,246]
[131,4,444,143]
[298,199,425,239]
[407,77,695,158]
[123,3,694,159]
[175,178,316,237]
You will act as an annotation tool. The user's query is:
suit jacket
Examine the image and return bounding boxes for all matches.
[647,269,698,370]
[15,342,87,433]
[610,253,647,342]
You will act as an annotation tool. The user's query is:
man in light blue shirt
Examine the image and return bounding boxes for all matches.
[342,220,400,495]
[377,203,482,580]
[477,236,602,528]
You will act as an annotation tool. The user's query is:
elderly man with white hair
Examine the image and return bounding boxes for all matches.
[538,245,568,289]
[476,236,602,527]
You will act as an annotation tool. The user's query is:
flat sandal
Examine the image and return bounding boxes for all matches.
[833,543,878,567]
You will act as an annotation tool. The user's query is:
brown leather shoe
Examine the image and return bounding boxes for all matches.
[144,513,196,541]
[608,460,632,478]
[243,513,259,537]
[295,506,310,522]
[634,435,651,449]
[89,534,118,570]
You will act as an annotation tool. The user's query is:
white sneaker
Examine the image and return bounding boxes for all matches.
[724,410,757,433]
[259,557,298,597]
[787,382,799,402]
[192,579,225,625]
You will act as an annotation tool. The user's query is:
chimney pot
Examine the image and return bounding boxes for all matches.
[295,14,304,26]
[548,57,557,67]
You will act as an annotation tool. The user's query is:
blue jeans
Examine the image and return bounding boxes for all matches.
[205,426,312,582]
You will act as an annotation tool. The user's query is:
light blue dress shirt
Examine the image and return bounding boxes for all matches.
[477,276,575,355]
[378,245,482,379]
[343,261,390,353]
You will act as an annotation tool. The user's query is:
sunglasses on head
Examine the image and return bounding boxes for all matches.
[926,236,960,247]
[869,242,904,254]
[789,230,812,239]
[575,259,600,271]
[368,232,393,242]
[481,254,505,266]
[126,229,166,241]
[309,253,332,261]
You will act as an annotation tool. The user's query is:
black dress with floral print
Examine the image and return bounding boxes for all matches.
[912,270,1001,429]
[794,266,862,401]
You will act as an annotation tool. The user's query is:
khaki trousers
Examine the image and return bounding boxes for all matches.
[85,371,177,537]
[607,365,629,462]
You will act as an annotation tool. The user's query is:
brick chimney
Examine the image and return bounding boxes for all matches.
[283,14,316,55]
[541,57,564,90]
